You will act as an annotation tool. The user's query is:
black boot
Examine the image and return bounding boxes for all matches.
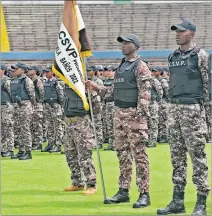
[104,188,130,204]
[157,191,185,215]
[19,151,32,160]
[191,194,207,215]
[41,144,53,152]
[104,145,115,151]
[11,151,25,159]
[49,146,61,153]
[133,192,151,208]
[32,145,42,150]
[1,151,14,157]
[146,142,156,148]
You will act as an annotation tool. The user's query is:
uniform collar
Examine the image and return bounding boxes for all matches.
[177,44,197,54]
[125,55,140,62]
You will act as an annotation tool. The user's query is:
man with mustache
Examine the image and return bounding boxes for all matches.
[157,18,210,216]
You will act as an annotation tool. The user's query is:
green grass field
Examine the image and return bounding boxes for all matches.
[1,144,211,215]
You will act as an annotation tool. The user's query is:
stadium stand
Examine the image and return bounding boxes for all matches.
[2,3,212,66]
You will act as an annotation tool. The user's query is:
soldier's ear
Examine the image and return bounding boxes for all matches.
[190,31,195,38]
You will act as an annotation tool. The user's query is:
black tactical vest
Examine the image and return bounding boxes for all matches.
[34,79,40,103]
[168,47,203,104]
[114,58,140,108]
[1,77,12,105]
[151,87,158,101]
[10,75,30,103]
[104,78,114,87]
[44,79,58,103]
[63,86,89,117]
[208,54,212,101]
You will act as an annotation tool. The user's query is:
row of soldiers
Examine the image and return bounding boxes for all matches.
[1,61,211,160]
[0,62,118,159]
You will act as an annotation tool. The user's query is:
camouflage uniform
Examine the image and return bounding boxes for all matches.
[148,77,163,145]
[102,101,108,142]
[158,77,169,142]
[31,76,44,148]
[91,76,104,147]
[99,57,151,193]
[64,116,96,187]
[1,76,14,153]
[168,47,210,196]
[204,101,212,142]
[105,101,115,148]
[11,74,36,152]
[43,77,64,148]
[104,77,115,148]
[41,76,48,140]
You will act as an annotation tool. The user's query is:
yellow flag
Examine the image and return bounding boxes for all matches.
[0,4,10,51]
[52,0,91,111]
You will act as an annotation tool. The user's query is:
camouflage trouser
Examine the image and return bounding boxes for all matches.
[42,116,48,139]
[43,103,63,147]
[16,102,33,152]
[114,107,150,193]
[64,115,96,187]
[93,102,103,146]
[31,110,43,147]
[13,104,20,146]
[158,100,169,142]
[204,102,212,142]
[148,100,159,143]
[1,104,14,153]
[169,104,210,196]
[102,101,108,141]
[106,101,115,147]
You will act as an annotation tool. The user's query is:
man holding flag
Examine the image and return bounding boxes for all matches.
[52,1,97,194]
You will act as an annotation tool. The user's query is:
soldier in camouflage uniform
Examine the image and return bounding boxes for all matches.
[206,54,212,143]
[157,19,210,216]
[147,66,163,148]
[103,65,115,151]
[102,67,109,143]
[86,34,151,208]
[158,66,169,143]
[87,66,104,149]
[41,67,64,153]
[0,64,14,157]
[27,66,44,150]
[63,85,97,195]
[10,62,36,160]
[40,70,48,143]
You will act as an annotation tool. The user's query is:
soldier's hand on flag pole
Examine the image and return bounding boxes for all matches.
[85,80,100,91]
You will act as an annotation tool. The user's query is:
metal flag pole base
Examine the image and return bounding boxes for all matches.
[82,58,108,202]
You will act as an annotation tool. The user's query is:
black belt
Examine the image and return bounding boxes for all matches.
[170,97,201,105]
[44,99,58,104]
[105,98,114,103]
[115,100,137,108]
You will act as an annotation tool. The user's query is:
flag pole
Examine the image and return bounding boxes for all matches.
[82,58,107,202]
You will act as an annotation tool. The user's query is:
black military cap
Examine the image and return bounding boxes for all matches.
[11,62,28,73]
[28,65,39,72]
[98,65,104,71]
[94,65,104,71]
[43,66,52,73]
[104,65,113,71]
[117,34,140,48]
[162,66,169,72]
[0,63,8,71]
[151,66,162,72]
[87,65,94,72]
[171,18,196,32]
